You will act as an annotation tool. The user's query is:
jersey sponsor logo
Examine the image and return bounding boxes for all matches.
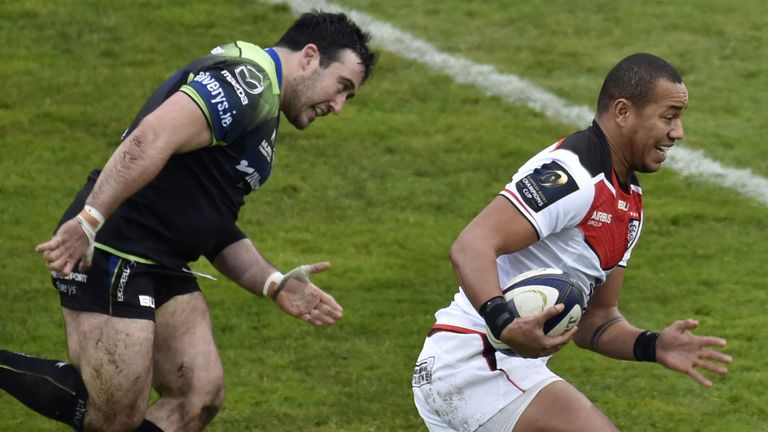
[235,64,264,94]
[587,210,613,227]
[515,161,578,212]
[234,130,275,191]
[412,357,434,387]
[618,200,629,211]
[259,140,272,161]
[235,160,262,190]
[579,179,643,270]
[259,130,276,162]
[192,71,236,128]
[221,69,249,105]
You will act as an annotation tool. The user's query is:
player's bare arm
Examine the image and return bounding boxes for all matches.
[574,268,641,360]
[450,196,538,309]
[212,238,343,327]
[212,238,279,293]
[576,268,732,386]
[35,92,212,274]
[88,92,212,217]
[451,196,573,357]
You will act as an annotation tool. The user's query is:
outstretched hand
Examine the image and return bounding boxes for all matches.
[656,319,732,387]
[274,262,344,327]
[35,217,92,275]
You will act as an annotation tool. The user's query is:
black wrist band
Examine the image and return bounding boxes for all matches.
[633,330,659,362]
[478,296,515,339]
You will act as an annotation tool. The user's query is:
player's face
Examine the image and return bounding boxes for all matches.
[624,79,688,173]
[283,49,365,130]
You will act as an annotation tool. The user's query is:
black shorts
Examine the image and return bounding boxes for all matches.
[51,248,200,321]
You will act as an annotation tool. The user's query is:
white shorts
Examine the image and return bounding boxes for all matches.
[412,325,562,432]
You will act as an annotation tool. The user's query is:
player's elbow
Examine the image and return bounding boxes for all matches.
[449,236,491,283]
[571,309,623,352]
[572,328,592,350]
[448,236,471,270]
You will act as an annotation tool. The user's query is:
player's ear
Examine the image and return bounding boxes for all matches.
[614,99,631,127]
[300,44,320,71]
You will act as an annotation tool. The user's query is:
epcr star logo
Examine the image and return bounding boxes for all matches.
[235,64,264,94]
[537,170,569,187]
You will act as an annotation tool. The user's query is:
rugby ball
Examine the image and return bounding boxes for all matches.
[487,268,587,356]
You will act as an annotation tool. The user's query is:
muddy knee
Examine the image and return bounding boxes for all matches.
[85,403,147,432]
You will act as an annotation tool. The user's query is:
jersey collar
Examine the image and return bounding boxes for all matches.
[264,47,283,90]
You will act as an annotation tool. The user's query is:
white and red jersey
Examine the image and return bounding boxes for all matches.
[435,121,643,332]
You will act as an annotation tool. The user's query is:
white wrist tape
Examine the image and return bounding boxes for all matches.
[283,265,313,283]
[262,271,284,297]
[271,264,314,300]
[75,214,97,264]
[76,215,97,243]
[83,205,106,231]
[75,205,105,265]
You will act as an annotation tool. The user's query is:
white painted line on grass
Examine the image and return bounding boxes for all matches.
[266,0,768,206]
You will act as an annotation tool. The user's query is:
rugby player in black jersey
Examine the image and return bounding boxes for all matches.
[0,11,376,432]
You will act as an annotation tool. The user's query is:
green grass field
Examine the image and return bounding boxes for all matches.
[1,0,766,430]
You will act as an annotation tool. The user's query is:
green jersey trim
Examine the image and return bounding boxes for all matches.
[235,42,281,96]
[95,242,158,265]
[178,87,225,146]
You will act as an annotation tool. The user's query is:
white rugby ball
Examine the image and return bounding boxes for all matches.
[487,268,587,356]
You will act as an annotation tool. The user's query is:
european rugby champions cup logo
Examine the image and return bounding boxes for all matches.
[537,169,569,187]
[515,161,578,213]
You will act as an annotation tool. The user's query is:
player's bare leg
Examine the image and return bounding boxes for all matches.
[64,308,155,431]
[513,380,618,432]
[145,291,224,432]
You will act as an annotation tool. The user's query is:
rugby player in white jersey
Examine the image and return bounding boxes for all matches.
[412,53,732,432]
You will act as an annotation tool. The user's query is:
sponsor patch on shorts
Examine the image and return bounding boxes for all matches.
[515,161,578,212]
[52,271,88,296]
[138,295,156,309]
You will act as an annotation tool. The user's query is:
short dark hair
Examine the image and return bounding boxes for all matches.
[596,53,683,115]
[274,11,377,83]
